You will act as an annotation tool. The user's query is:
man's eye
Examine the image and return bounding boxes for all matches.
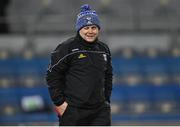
[84,27,89,30]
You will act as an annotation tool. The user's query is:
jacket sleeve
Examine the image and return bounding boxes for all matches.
[46,44,69,106]
[104,47,113,103]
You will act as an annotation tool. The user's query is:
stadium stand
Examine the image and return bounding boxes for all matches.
[0,0,180,126]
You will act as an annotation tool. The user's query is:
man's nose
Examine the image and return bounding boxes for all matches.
[88,28,93,33]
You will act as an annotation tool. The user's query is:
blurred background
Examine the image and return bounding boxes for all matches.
[0,0,180,125]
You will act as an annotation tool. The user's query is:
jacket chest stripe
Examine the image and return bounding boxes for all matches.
[48,50,109,72]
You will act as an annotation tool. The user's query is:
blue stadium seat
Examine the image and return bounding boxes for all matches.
[164,56,180,75]
[0,88,19,104]
[152,85,179,102]
[112,113,180,125]
[112,56,141,75]
[126,85,153,102]
[111,85,127,103]
[15,58,49,76]
[0,88,22,124]
[112,84,154,105]
[0,114,22,125]
[140,56,168,75]
[20,112,57,123]
[0,59,17,76]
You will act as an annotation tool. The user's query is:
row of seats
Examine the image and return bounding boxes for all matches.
[112,85,180,107]
[1,56,180,88]
[0,56,55,125]
[1,55,180,76]
[0,86,57,125]
[112,56,180,75]
[111,53,180,124]
[0,57,48,75]
[7,0,180,33]
[1,84,179,124]
[1,55,180,125]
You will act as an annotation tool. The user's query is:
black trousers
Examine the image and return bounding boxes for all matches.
[59,102,111,126]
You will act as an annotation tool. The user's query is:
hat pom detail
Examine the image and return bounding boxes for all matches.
[80,4,91,12]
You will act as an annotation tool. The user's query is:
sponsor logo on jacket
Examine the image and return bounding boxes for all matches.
[78,53,87,59]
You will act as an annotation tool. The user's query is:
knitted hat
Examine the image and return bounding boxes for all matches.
[76,4,100,31]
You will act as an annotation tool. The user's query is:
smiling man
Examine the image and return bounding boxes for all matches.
[46,4,113,126]
[79,25,99,43]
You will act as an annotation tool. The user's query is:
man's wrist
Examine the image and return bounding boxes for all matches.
[54,98,65,106]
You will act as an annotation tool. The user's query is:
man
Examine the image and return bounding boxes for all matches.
[46,4,113,126]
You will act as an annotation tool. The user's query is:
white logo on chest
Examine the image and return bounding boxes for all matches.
[103,54,107,61]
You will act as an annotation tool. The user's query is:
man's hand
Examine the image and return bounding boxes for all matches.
[55,101,68,116]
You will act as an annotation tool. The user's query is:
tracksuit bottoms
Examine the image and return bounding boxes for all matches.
[59,102,111,126]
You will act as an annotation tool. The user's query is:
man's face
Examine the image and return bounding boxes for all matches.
[79,25,99,43]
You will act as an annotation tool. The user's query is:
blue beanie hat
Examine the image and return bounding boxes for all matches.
[76,4,100,31]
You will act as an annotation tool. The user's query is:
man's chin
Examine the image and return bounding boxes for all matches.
[86,39,95,43]
[85,37,96,42]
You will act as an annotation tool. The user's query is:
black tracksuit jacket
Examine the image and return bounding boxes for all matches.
[46,34,113,108]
